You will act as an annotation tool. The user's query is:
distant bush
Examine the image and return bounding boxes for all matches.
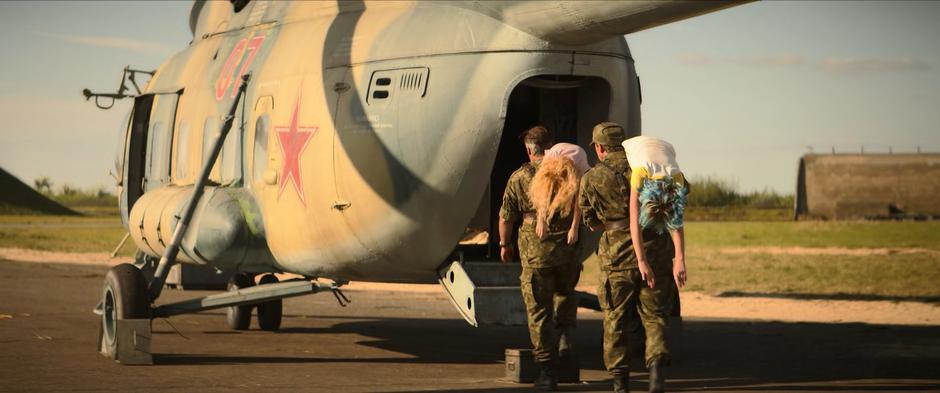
[688,176,740,207]
[744,188,794,209]
[687,176,792,209]
[35,181,118,208]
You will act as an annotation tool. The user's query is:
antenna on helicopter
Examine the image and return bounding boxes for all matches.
[81,66,155,110]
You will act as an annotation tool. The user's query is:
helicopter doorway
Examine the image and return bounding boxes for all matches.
[462,75,611,260]
[122,94,155,221]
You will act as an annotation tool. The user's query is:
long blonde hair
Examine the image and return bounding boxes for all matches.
[529,155,579,225]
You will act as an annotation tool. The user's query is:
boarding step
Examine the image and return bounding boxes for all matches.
[439,260,525,327]
[438,259,603,327]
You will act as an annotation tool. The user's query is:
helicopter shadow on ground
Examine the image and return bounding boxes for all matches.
[157,316,540,366]
[156,314,940,392]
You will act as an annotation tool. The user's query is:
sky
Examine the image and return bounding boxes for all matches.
[0,1,937,194]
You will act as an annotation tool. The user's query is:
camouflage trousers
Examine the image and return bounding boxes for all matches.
[520,263,582,364]
[598,267,675,376]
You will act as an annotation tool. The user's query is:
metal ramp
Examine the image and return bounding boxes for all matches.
[438,260,526,327]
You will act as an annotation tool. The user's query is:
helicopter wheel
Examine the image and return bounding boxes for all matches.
[256,274,282,331]
[226,273,254,330]
[100,263,151,359]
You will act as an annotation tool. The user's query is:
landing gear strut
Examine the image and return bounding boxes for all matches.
[256,274,283,331]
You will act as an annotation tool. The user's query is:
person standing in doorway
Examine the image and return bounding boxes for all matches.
[499,126,581,391]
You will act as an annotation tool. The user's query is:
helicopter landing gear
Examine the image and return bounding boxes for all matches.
[226,273,254,330]
[257,274,283,331]
[98,263,152,364]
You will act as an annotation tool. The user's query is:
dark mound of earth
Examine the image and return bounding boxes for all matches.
[0,167,79,215]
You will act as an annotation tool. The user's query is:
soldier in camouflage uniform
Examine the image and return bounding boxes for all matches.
[578,122,676,393]
[499,126,580,391]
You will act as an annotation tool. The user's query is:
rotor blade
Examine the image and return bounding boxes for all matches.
[458,0,755,45]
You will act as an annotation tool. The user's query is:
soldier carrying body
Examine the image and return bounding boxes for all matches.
[498,126,582,391]
[578,122,683,393]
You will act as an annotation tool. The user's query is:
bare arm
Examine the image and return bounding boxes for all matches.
[499,217,516,263]
[630,187,655,288]
[671,227,685,262]
[671,227,687,288]
[567,195,581,245]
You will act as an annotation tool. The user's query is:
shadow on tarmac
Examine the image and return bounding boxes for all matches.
[155,315,940,392]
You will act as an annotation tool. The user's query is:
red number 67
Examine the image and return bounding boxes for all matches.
[215,35,266,101]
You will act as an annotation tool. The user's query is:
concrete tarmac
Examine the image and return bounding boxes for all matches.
[1,260,938,392]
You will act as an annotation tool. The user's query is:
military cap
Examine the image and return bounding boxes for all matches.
[520,125,554,149]
[591,122,625,146]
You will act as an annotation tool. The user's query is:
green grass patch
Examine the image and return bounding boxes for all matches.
[70,205,121,216]
[0,215,120,225]
[0,215,129,254]
[3,214,939,300]
[681,250,940,300]
[579,221,940,300]
[580,248,940,301]
[686,221,940,249]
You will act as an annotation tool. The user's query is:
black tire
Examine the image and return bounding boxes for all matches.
[256,274,282,331]
[100,263,151,360]
[226,273,254,330]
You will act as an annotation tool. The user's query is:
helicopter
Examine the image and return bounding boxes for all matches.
[83,0,750,364]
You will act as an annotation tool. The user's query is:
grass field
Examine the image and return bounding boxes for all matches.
[688,221,940,249]
[580,221,940,301]
[681,251,940,299]
[0,215,129,254]
[1,214,938,301]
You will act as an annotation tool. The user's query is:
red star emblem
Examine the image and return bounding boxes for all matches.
[275,89,317,205]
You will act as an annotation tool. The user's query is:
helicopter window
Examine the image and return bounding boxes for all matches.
[220,116,242,184]
[147,121,168,185]
[231,0,250,13]
[202,117,220,183]
[252,115,268,184]
[114,109,131,183]
[175,121,191,181]
[372,90,389,99]
[376,78,391,86]
[636,75,642,104]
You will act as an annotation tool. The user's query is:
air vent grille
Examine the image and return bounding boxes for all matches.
[400,72,424,91]
[366,67,430,105]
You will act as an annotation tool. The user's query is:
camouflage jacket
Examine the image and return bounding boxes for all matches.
[499,161,576,268]
[578,151,672,271]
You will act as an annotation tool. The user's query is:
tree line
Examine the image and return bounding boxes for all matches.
[687,176,793,209]
[33,176,117,207]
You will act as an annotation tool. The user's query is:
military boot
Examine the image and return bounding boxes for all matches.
[612,374,629,393]
[534,361,558,391]
[648,359,665,393]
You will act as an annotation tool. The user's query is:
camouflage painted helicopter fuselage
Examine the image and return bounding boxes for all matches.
[117,1,745,283]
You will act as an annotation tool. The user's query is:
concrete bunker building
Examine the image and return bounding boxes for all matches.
[795,153,940,219]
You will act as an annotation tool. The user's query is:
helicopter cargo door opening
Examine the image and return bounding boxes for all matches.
[143,92,181,193]
[120,91,182,224]
[460,75,611,260]
[121,94,154,221]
